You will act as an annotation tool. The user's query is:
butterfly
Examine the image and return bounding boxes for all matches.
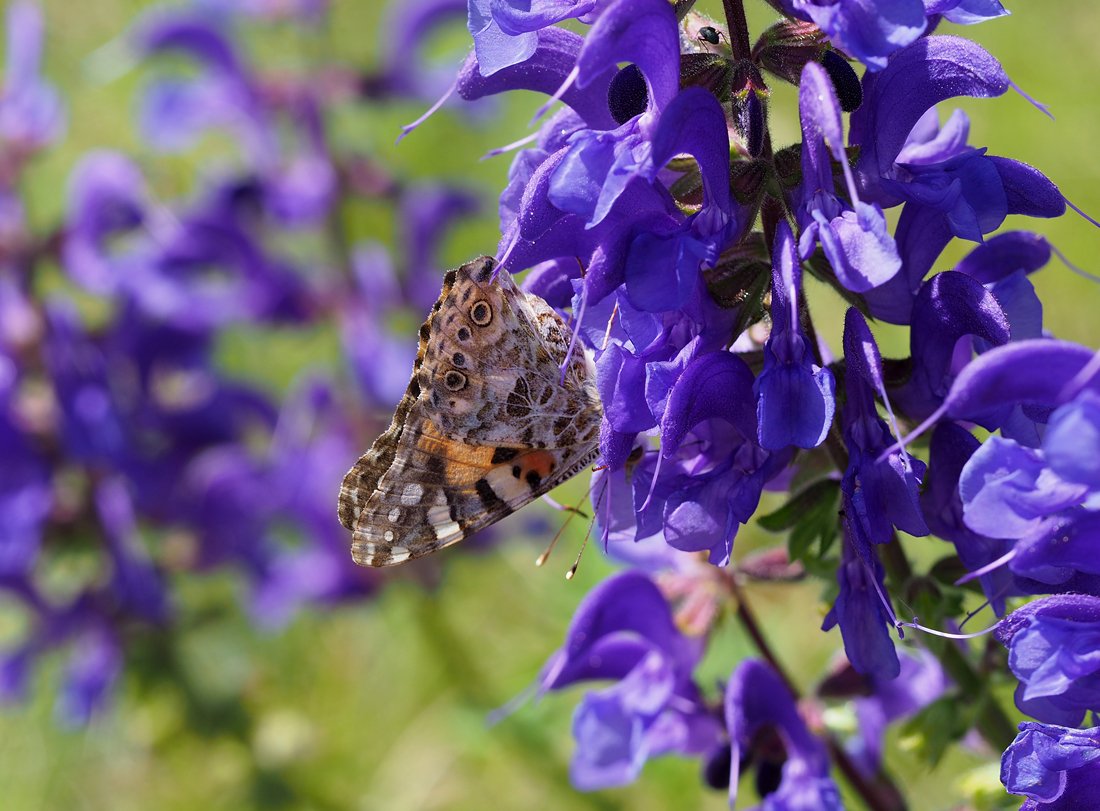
[338,255,603,567]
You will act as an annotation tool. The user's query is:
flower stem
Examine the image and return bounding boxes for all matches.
[721,0,753,62]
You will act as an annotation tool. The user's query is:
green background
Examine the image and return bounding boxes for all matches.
[2,1,1099,809]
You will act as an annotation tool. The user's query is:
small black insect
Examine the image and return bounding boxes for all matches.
[698,26,723,45]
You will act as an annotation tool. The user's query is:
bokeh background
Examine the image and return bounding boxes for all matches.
[1,2,1098,809]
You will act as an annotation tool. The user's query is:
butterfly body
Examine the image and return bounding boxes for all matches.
[338,256,602,567]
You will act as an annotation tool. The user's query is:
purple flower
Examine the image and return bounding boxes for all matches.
[996,595,1100,727]
[795,62,900,293]
[850,38,1064,323]
[0,0,64,151]
[1002,722,1100,810]
[822,525,901,679]
[467,0,598,77]
[755,220,835,450]
[840,308,928,547]
[725,659,843,809]
[56,621,122,726]
[959,386,1100,593]
[921,421,1017,613]
[781,0,926,71]
[541,571,720,788]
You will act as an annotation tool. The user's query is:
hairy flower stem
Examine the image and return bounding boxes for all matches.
[721,0,753,62]
[726,575,906,811]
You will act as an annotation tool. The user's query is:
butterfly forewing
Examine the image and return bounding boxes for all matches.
[338,256,602,567]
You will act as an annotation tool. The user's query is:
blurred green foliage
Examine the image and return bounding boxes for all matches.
[2,1,1098,809]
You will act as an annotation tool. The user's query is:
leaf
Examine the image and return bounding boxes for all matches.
[758,478,840,563]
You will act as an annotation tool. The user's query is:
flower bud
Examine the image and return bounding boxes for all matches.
[821,49,862,112]
[731,60,769,158]
[607,64,648,125]
[753,19,827,86]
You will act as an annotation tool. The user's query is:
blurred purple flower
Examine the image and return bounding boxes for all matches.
[725,659,843,809]
[0,0,64,151]
[541,571,720,788]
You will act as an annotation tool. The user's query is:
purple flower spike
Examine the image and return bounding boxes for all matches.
[725,659,843,809]
[996,595,1100,727]
[755,221,836,450]
[1002,722,1100,810]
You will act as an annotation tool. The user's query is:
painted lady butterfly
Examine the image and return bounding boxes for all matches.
[338,256,603,566]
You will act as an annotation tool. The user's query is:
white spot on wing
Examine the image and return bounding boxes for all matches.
[383,530,394,542]
[401,483,424,505]
[434,520,461,540]
[388,506,401,522]
[389,546,411,563]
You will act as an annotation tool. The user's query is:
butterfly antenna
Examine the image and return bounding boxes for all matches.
[566,477,608,580]
[535,488,591,567]
[600,302,619,350]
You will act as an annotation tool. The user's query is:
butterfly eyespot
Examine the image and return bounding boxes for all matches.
[456,326,471,341]
[470,300,493,326]
[452,352,466,367]
[443,370,468,391]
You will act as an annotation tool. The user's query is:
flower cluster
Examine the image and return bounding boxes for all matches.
[425,0,1097,807]
[0,0,484,722]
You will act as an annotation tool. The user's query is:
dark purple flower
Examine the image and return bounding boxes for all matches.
[725,659,843,809]
[996,595,1100,727]
[1002,722,1100,810]
[921,421,1017,613]
[889,270,1010,423]
[755,220,835,450]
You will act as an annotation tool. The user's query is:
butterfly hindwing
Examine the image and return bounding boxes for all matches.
[338,255,602,567]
